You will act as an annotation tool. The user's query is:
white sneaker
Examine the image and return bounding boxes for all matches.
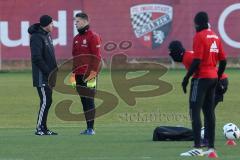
[203,148,215,156]
[180,148,204,156]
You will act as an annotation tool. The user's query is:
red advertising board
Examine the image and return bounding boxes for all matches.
[0,0,239,60]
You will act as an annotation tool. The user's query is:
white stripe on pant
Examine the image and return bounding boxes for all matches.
[37,87,47,129]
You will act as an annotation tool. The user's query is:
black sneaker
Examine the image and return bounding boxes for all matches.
[35,130,47,136]
[46,130,58,135]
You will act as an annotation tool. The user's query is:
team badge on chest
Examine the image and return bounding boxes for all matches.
[83,39,87,45]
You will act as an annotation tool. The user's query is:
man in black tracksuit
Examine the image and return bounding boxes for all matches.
[28,15,58,136]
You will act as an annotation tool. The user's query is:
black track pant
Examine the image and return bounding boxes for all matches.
[189,78,217,148]
[75,75,96,129]
[36,86,52,131]
[204,78,228,140]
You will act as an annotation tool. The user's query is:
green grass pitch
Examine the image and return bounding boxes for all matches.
[0,69,239,160]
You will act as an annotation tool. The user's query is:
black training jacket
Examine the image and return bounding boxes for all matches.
[28,23,57,87]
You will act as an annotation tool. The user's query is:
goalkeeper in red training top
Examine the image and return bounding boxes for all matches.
[72,12,102,135]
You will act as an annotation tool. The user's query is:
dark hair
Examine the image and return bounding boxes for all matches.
[194,11,209,32]
[168,40,185,62]
[194,11,209,26]
[75,12,88,21]
[168,40,185,54]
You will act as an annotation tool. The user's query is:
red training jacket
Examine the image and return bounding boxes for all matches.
[192,29,226,78]
[72,28,101,76]
[183,51,227,79]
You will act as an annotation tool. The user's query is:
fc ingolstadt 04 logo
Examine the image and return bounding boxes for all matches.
[130,4,173,49]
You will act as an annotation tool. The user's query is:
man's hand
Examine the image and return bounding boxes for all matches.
[85,71,97,82]
[182,76,189,94]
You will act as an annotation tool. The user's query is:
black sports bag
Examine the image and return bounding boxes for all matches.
[153,126,194,141]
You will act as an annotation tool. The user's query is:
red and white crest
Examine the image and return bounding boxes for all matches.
[130,4,173,49]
